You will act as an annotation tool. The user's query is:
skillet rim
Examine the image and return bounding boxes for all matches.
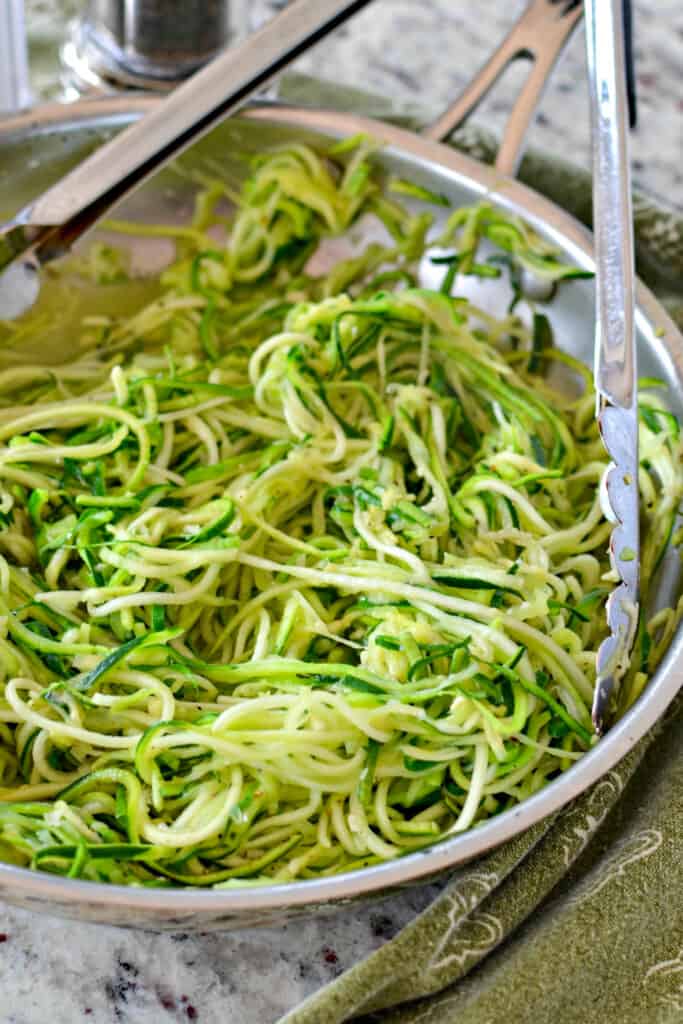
[0,96,681,923]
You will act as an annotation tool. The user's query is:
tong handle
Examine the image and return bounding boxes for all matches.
[587,0,636,409]
[422,0,582,176]
[587,0,640,733]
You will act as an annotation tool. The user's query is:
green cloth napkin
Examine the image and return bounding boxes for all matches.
[272,74,683,1024]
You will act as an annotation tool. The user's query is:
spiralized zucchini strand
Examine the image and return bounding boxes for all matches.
[0,140,680,888]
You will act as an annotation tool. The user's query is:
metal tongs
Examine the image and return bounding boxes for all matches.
[585,0,640,734]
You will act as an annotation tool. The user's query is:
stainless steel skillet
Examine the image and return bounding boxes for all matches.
[0,6,681,930]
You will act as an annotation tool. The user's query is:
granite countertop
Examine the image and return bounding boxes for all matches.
[1,3,682,1024]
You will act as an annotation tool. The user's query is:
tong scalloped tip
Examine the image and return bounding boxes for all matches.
[586,0,640,735]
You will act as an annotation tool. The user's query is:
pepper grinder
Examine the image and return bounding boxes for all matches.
[61,0,236,94]
[0,0,32,112]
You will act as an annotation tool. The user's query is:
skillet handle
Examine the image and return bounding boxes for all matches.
[422,0,583,176]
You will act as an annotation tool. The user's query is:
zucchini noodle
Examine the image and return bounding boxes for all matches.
[0,139,681,887]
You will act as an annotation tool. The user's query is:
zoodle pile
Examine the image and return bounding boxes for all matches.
[0,138,681,887]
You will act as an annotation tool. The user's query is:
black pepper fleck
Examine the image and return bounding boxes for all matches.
[322,946,338,964]
[186,1006,198,1020]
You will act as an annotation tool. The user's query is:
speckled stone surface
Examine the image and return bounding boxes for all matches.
[0,882,443,1023]
[1,3,681,1023]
